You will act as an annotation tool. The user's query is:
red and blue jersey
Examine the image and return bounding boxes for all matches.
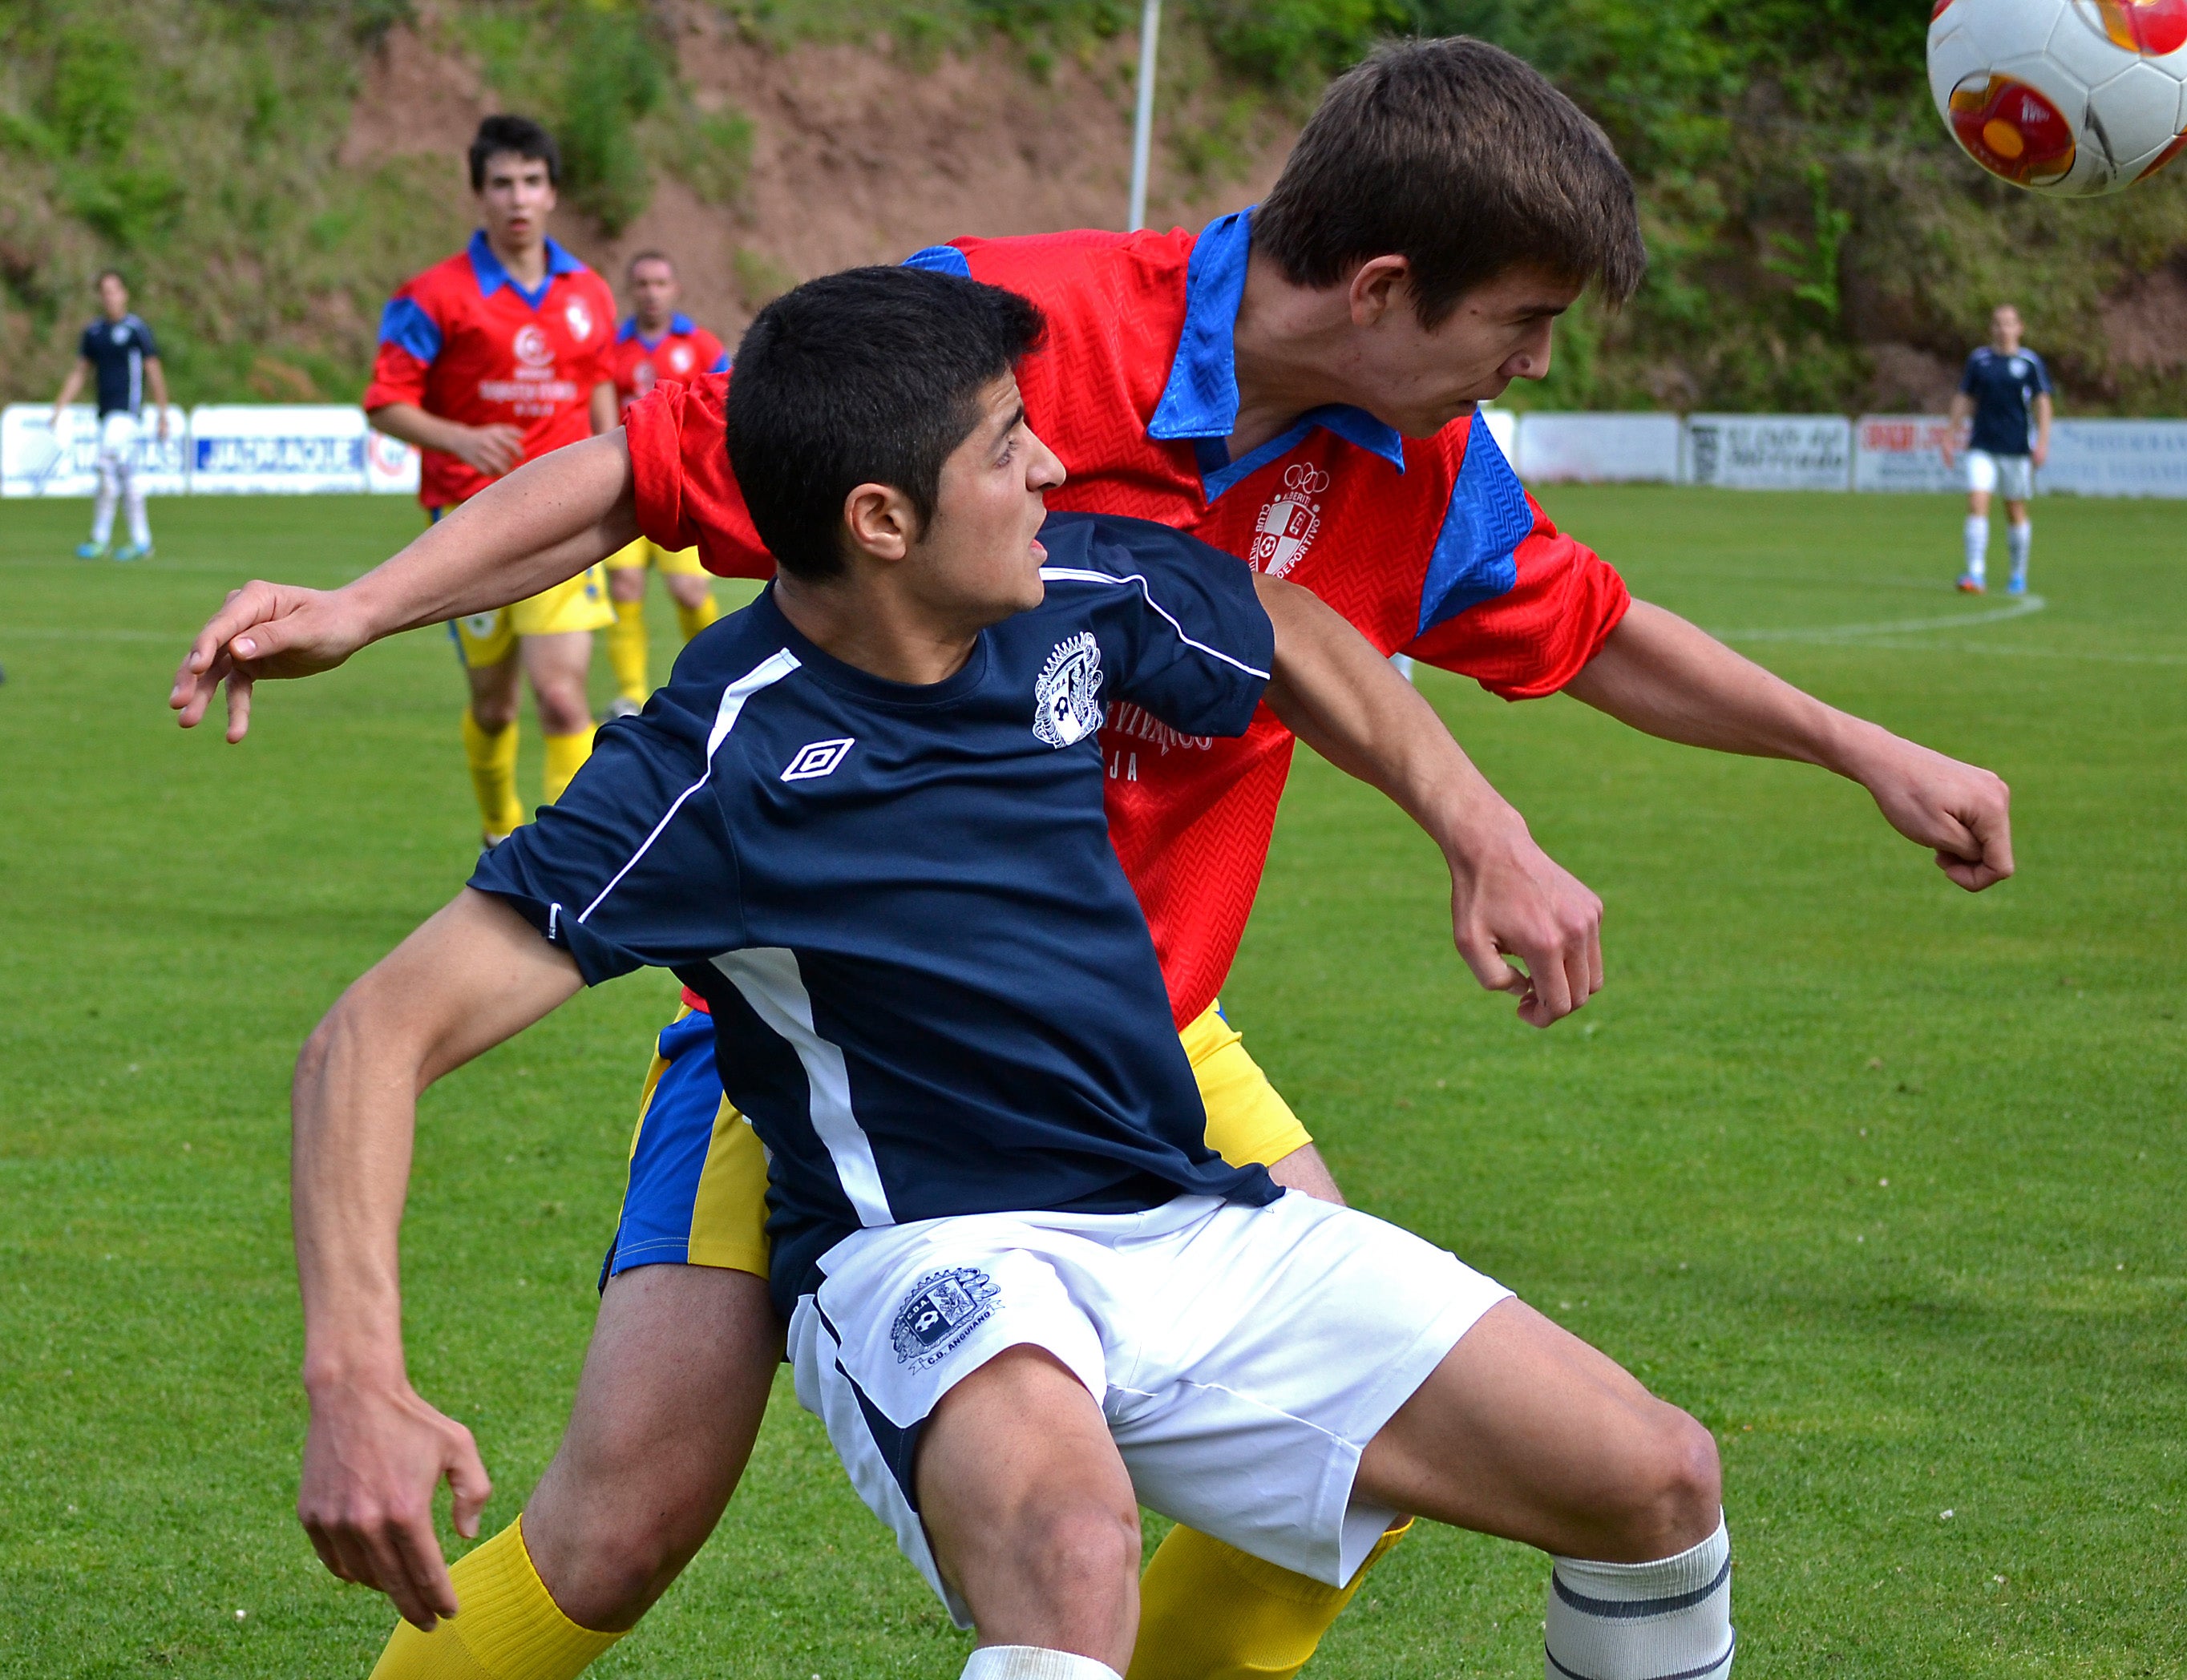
[365,231,616,508]
[623,211,1631,1026]
[608,313,729,414]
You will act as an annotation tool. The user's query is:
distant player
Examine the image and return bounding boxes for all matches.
[1944,304,2052,596]
[364,115,619,845]
[50,269,168,562]
[600,252,728,717]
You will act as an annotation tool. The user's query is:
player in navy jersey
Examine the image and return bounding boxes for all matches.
[1943,305,2053,595]
[289,269,1735,1680]
[49,269,169,561]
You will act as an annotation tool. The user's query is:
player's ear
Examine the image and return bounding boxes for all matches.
[842,483,918,566]
[1345,255,1412,328]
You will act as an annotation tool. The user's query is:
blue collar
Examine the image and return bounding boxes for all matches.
[617,312,696,348]
[468,229,586,309]
[1148,208,1406,492]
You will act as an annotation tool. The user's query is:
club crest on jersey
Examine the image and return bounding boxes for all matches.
[564,298,594,341]
[891,1266,1000,1369]
[1250,462,1328,578]
[669,344,693,373]
[513,325,554,368]
[1033,631,1104,748]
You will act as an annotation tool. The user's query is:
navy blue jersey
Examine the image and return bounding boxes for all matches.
[1959,345,2052,457]
[77,315,159,418]
[472,511,1283,1311]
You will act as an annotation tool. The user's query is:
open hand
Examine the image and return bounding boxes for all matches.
[1859,736,2014,891]
[297,1376,491,1630]
[170,581,369,742]
[1448,812,1605,1028]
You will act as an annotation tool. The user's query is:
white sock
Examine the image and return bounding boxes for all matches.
[1963,515,1988,582]
[961,1647,1122,1680]
[1544,1518,1732,1680]
[123,469,149,548]
[91,461,119,545]
[2007,521,2031,582]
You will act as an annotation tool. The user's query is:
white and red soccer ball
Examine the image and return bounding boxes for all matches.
[1928,0,2187,193]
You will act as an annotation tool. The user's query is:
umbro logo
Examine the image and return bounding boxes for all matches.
[782,737,855,781]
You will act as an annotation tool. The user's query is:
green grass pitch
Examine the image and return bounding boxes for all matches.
[2,487,2181,1678]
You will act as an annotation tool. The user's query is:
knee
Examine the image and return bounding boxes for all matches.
[1020,1493,1142,1600]
[530,1502,707,1632]
[610,570,645,604]
[1619,1407,1721,1557]
[468,691,517,731]
[534,679,593,735]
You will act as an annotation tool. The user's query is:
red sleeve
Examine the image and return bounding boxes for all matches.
[694,327,730,373]
[362,343,428,410]
[623,373,775,580]
[1404,501,1631,700]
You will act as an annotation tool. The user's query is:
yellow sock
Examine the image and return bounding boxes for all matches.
[369,1516,622,1680]
[606,599,649,704]
[1126,1520,1413,1680]
[673,591,719,642]
[542,725,596,806]
[462,709,524,839]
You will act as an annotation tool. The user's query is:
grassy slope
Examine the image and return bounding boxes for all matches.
[0,487,2181,1677]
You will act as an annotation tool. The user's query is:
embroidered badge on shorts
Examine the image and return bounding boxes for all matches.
[1033,631,1104,748]
[890,1266,1001,1370]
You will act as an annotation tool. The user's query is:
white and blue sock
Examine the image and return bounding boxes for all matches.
[962,1646,1121,1680]
[1544,1518,1733,1679]
[2007,521,2031,588]
[1963,515,1988,583]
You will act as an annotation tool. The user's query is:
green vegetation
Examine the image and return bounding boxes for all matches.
[2,487,2181,1674]
[1,0,2184,388]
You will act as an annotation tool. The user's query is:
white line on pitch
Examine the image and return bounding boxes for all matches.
[1715,595,2048,643]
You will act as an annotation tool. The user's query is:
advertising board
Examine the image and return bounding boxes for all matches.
[2037,418,2187,498]
[189,406,369,495]
[1514,413,1683,483]
[1853,414,1960,493]
[365,427,422,496]
[1684,414,1852,490]
[2,404,191,499]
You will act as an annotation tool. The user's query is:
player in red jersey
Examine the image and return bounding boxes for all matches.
[365,115,621,846]
[599,252,730,716]
[173,40,2011,1680]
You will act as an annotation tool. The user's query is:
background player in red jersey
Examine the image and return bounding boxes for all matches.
[599,252,728,717]
[172,39,2011,1680]
[364,115,621,846]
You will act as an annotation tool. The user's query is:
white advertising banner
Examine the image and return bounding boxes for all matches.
[1853,414,1960,493]
[1684,414,1851,490]
[1477,406,1517,459]
[365,427,422,496]
[189,405,370,495]
[2,403,191,498]
[2036,418,2187,498]
[1514,412,1682,483]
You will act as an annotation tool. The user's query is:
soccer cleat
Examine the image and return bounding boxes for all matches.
[111,541,152,562]
[1956,575,1986,594]
[605,695,644,720]
[75,539,107,559]
[2007,574,2028,596]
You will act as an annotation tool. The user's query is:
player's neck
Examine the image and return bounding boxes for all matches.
[1227,250,1360,459]
[772,574,982,688]
[487,228,549,289]
[636,312,673,338]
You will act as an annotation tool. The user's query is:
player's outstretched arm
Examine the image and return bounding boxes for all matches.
[1255,573,1604,1027]
[1563,599,2014,891]
[293,889,581,1629]
[170,431,639,742]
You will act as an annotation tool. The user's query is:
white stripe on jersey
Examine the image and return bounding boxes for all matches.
[1038,566,1271,680]
[579,647,800,924]
[714,946,894,1227]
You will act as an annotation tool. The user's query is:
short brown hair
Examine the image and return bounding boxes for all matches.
[1254,38,1645,327]
[628,249,674,276]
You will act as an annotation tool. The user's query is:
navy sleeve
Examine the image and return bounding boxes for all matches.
[1042,512,1272,740]
[79,322,97,361]
[467,715,744,983]
[2031,353,2053,397]
[1959,353,1980,395]
[134,319,160,358]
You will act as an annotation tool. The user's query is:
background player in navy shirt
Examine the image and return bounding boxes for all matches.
[48,269,169,561]
[1943,304,2053,596]
[288,268,1733,1680]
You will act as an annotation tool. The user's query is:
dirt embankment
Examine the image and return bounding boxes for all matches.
[341,10,1294,345]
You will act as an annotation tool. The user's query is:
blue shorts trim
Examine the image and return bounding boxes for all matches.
[599,1011,726,1288]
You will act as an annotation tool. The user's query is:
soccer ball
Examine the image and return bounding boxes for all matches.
[1928,0,2187,193]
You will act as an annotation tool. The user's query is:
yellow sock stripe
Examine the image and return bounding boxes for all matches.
[462,709,524,838]
[674,592,719,641]
[369,1517,621,1680]
[607,599,649,703]
[541,727,596,806]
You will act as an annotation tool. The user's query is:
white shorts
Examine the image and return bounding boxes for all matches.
[95,410,143,466]
[788,1191,1510,1627]
[1966,449,2032,499]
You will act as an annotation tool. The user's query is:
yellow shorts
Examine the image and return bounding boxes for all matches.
[448,567,615,666]
[602,535,707,577]
[601,1000,1312,1282]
